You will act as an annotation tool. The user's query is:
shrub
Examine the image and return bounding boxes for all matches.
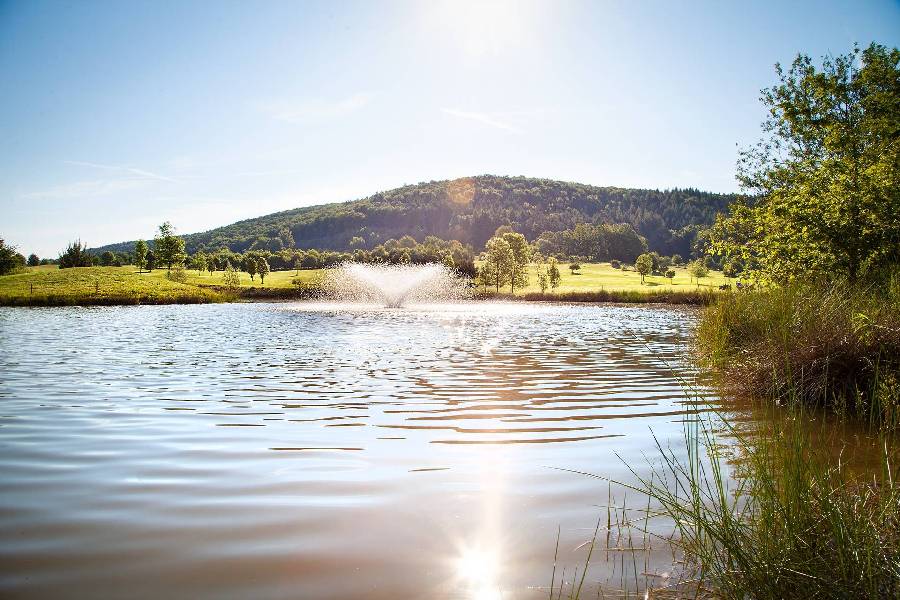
[610,259,621,269]
[166,266,188,283]
[222,266,241,290]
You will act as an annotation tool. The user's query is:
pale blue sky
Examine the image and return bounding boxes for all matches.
[1,0,898,256]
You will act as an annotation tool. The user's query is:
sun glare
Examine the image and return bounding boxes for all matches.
[425,0,542,58]
[456,546,502,600]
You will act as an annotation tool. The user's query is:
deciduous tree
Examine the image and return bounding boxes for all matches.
[154,222,186,271]
[635,253,654,284]
[713,43,900,282]
[134,240,148,273]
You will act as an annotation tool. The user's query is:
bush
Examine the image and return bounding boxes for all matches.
[58,240,94,269]
[610,259,621,269]
[222,266,241,290]
[0,239,26,275]
[166,266,188,283]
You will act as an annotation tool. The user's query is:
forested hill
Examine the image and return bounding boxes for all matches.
[93,175,739,256]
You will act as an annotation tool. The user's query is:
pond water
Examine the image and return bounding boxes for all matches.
[0,302,718,599]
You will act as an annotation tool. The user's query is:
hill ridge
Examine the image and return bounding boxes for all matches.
[92,174,738,257]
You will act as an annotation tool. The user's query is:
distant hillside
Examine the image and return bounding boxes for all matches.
[93,175,739,256]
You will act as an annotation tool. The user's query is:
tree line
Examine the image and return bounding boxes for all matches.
[89,176,737,260]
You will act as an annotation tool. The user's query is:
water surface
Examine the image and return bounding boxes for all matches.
[0,302,715,599]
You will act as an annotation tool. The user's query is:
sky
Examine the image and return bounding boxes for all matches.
[1,0,898,257]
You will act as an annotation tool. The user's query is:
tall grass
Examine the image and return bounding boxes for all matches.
[696,277,900,428]
[483,288,719,305]
[626,405,900,599]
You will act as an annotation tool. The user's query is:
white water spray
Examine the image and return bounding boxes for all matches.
[323,263,470,307]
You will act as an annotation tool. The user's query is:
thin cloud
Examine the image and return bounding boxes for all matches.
[267,92,376,124]
[23,178,150,200]
[64,160,178,183]
[440,108,523,133]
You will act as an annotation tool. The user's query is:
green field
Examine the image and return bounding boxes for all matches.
[0,265,225,305]
[479,261,727,293]
[0,262,727,306]
[165,266,325,289]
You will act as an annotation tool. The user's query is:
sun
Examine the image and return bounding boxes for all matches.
[422,0,543,59]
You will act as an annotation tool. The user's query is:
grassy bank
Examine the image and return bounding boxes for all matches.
[0,265,227,306]
[1,263,726,307]
[486,287,718,305]
[696,278,900,427]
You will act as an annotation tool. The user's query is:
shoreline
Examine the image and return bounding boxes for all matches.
[0,286,720,307]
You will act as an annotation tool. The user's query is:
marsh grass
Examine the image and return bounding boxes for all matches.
[486,288,719,305]
[555,403,900,599]
[697,277,900,428]
[633,405,900,599]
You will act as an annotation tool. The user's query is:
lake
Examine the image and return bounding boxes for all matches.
[0,302,716,599]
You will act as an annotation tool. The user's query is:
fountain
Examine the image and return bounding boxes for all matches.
[323,262,470,307]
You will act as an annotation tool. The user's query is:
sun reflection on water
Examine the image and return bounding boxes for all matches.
[456,545,502,600]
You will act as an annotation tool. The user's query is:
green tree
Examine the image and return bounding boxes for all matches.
[547,257,561,290]
[441,252,455,270]
[537,266,549,293]
[27,253,40,267]
[0,238,26,275]
[500,231,531,293]
[713,43,900,282]
[166,265,188,283]
[569,262,581,275]
[278,228,295,249]
[145,249,156,271]
[257,257,270,285]
[244,255,257,281]
[134,240,148,273]
[665,269,676,282]
[154,222,186,271]
[635,253,654,284]
[58,240,93,269]
[688,259,709,286]
[192,251,208,275]
[222,264,240,290]
[482,237,513,292]
[722,259,739,281]
[100,250,116,266]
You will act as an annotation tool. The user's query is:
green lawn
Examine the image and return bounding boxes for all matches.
[0,265,223,305]
[480,262,728,294]
[163,267,325,289]
[1,262,727,305]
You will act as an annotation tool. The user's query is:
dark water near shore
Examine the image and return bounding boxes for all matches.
[0,302,717,599]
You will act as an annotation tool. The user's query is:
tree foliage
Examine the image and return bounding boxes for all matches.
[635,253,654,284]
[0,239,26,275]
[222,265,240,290]
[154,222,186,271]
[91,176,736,258]
[58,240,94,269]
[547,257,561,290]
[480,236,513,292]
[711,43,900,282]
[134,240,148,273]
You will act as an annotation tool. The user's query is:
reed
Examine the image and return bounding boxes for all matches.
[626,404,900,599]
[696,277,900,428]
